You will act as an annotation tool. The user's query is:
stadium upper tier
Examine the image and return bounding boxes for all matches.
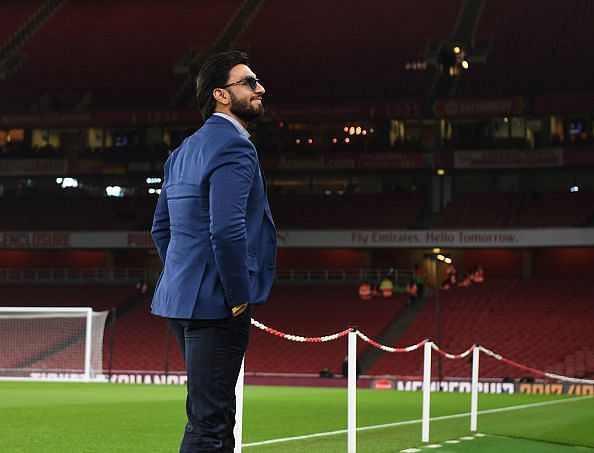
[2,0,591,110]
[268,193,425,229]
[240,0,460,103]
[0,0,43,43]
[0,0,240,109]
[456,0,594,97]
[0,193,426,230]
[1,190,592,230]
[437,190,594,229]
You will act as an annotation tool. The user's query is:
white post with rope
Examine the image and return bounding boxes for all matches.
[347,329,357,453]
[421,340,432,442]
[234,356,245,453]
[470,345,480,432]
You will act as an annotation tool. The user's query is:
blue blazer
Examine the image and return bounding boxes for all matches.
[151,115,277,319]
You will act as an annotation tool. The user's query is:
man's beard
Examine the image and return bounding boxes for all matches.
[229,91,264,123]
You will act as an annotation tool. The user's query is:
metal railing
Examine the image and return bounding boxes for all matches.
[275,268,414,283]
[0,267,414,284]
[0,267,150,283]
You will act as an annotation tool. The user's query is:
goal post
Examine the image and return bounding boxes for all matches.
[0,307,109,381]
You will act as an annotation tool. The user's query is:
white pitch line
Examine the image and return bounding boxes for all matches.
[242,395,592,448]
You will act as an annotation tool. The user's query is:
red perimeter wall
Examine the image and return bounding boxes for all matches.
[277,249,365,268]
[533,248,594,278]
[0,250,108,268]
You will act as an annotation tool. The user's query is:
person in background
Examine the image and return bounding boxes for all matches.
[442,262,457,290]
[472,264,485,283]
[458,272,472,288]
[446,263,457,284]
[379,275,394,298]
[406,278,418,306]
[342,355,361,378]
[358,280,372,301]
[414,263,426,298]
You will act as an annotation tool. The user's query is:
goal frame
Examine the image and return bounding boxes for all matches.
[0,306,97,381]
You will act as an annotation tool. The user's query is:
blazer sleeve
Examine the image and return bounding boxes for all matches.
[209,137,257,308]
[151,159,171,263]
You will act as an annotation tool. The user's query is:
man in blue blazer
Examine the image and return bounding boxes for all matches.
[151,51,276,452]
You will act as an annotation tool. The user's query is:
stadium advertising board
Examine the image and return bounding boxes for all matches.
[0,159,125,176]
[375,380,594,395]
[23,372,594,394]
[2,228,594,249]
[264,100,424,120]
[27,372,187,384]
[278,228,594,248]
[453,148,564,169]
[0,159,68,176]
[260,152,429,171]
[0,109,198,128]
[433,97,524,117]
[0,100,423,129]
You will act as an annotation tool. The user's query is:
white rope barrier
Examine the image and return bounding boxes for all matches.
[234,318,594,451]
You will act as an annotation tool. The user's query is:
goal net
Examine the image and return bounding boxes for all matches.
[0,307,109,381]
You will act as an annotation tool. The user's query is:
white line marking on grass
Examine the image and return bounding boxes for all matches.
[425,444,443,448]
[242,395,592,448]
[400,449,421,452]
[445,440,460,444]
[460,436,475,440]
[474,433,486,437]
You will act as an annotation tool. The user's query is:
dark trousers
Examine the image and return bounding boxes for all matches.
[169,308,250,453]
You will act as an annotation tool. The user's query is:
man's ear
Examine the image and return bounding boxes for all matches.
[213,88,230,106]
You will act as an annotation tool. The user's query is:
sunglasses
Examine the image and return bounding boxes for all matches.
[222,76,260,91]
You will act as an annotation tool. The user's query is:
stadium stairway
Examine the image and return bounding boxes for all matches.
[169,0,265,107]
[358,291,432,373]
[0,0,65,80]
[428,0,486,98]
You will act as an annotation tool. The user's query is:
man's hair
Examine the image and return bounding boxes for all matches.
[196,51,250,121]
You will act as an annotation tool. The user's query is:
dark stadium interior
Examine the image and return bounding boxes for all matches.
[1,0,594,386]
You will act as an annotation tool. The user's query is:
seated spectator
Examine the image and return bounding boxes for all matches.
[342,356,361,379]
[472,265,484,283]
[358,280,372,301]
[379,276,394,298]
[446,263,457,284]
[458,273,472,288]
[441,263,457,290]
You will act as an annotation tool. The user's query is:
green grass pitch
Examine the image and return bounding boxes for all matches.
[1,382,592,452]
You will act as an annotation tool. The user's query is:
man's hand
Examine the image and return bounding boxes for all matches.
[231,302,248,317]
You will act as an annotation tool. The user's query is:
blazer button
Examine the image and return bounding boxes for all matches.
[267,264,275,271]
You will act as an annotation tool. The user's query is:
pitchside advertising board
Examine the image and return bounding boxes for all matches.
[25,372,594,395]
[371,380,594,396]
[1,228,594,249]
